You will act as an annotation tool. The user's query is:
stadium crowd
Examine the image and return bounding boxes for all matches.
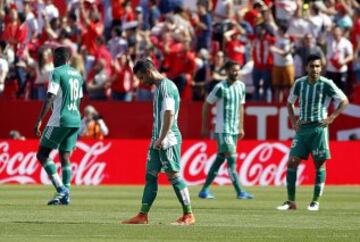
[0,0,359,103]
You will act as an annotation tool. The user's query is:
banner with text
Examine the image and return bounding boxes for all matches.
[0,140,359,185]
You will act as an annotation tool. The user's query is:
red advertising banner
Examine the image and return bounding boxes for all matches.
[1,101,360,140]
[1,139,359,185]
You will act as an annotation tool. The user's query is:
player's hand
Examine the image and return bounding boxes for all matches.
[320,116,335,127]
[238,129,245,140]
[291,120,299,131]
[34,121,42,137]
[153,139,162,150]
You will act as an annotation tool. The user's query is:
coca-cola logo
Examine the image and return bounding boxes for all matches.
[181,142,306,186]
[0,141,110,185]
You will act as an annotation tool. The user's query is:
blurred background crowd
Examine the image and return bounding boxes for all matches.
[0,0,359,103]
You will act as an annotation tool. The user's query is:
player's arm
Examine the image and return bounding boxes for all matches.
[238,84,246,139]
[238,104,245,139]
[287,81,300,131]
[287,102,298,131]
[202,85,221,137]
[34,93,56,137]
[322,83,349,126]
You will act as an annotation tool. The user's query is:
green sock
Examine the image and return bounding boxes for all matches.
[201,154,225,192]
[140,173,158,214]
[227,155,242,195]
[43,159,64,192]
[62,164,72,190]
[312,168,326,202]
[287,168,297,202]
[170,177,192,214]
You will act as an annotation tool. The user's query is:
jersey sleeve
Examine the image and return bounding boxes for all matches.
[47,70,60,95]
[326,80,347,102]
[161,82,175,112]
[206,84,222,104]
[287,80,300,104]
[240,83,246,104]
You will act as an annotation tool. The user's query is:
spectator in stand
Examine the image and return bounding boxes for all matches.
[108,25,128,59]
[2,7,28,98]
[70,54,85,78]
[192,48,209,101]
[111,0,126,28]
[251,23,275,102]
[223,26,247,67]
[67,12,82,49]
[351,8,360,86]
[79,0,104,77]
[334,2,353,31]
[80,105,109,140]
[274,0,297,27]
[326,26,353,93]
[213,0,234,23]
[243,1,265,28]
[164,39,196,97]
[270,24,295,103]
[207,50,226,94]
[287,0,314,46]
[194,1,212,51]
[23,0,39,43]
[0,40,9,96]
[32,47,54,100]
[294,34,325,78]
[147,0,161,30]
[110,54,134,101]
[86,58,109,100]
[158,0,184,14]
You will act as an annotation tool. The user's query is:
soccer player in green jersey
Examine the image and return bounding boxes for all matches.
[121,59,195,225]
[34,47,83,205]
[277,54,348,211]
[198,61,254,200]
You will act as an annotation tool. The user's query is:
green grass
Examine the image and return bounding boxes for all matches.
[0,185,359,242]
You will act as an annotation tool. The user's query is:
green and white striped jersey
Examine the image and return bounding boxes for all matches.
[152,78,181,147]
[47,65,83,127]
[207,80,246,134]
[288,76,347,122]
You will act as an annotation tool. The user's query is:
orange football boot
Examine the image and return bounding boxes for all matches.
[121,213,149,224]
[171,213,195,225]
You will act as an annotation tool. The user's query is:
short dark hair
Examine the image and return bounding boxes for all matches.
[223,60,240,71]
[133,59,155,74]
[54,47,71,63]
[306,54,322,65]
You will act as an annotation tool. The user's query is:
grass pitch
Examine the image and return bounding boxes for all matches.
[0,185,359,242]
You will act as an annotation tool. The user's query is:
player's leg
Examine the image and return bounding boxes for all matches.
[198,153,225,199]
[221,134,253,199]
[166,171,195,225]
[159,143,195,225]
[225,151,254,199]
[37,126,70,204]
[277,125,310,210]
[308,125,330,211]
[121,148,161,224]
[59,151,72,190]
[199,133,226,199]
[58,127,79,191]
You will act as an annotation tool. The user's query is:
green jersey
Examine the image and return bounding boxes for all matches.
[288,76,347,122]
[207,80,246,134]
[152,78,181,148]
[47,64,83,127]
